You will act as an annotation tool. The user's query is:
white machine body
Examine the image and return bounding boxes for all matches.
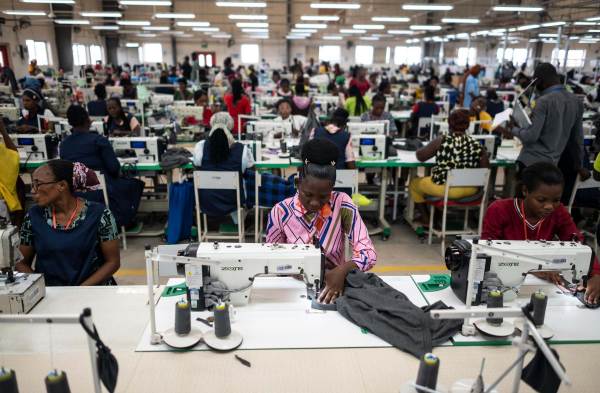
[347,121,387,136]
[248,121,292,139]
[471,134,496,159]
[10,133,59,162]
[352,134,386,160]
[109,137,165,164]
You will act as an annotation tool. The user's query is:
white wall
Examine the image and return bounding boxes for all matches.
[1,22,56,77]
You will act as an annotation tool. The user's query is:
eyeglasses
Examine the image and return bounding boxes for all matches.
[31,181,58,191]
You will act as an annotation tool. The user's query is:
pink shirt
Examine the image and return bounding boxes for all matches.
[266,191,376,271]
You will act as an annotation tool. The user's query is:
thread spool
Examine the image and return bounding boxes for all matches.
[214,303,231,338]
[531,291,548,327]
[0,368,19,393]
[174,300,191,336]
[45,370,71,393]
[486,290,503,325]
[415,353,439,393]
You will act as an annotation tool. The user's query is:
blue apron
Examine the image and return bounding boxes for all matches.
[29,201,105,286]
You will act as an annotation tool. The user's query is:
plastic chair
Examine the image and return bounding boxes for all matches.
[193,170,244,243]
[96,172,127,250]
[568,174,600,214]
[425,168,491,254]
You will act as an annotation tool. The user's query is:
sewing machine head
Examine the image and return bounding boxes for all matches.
[470,134,498,159]
[109,136,166,164]
[347,121,387,136]
[445,239,592,305]
[249,121,292,138]
[351,134,387,160]
[9,133,59,162]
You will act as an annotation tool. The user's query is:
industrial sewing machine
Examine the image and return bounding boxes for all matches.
[109,136,166,164]
[347,121,388,136]
[470,134,498,159]
[0,218,45,313]
[10,133,59,162]
[247,120,293,140]
[445,238,592,306]
[352,134,387,160]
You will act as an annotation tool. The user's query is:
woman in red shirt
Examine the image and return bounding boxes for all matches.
[223,79,251,135]
[482,162,600,305]
[349,66,370,96]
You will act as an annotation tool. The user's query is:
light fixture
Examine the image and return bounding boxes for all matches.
[3,10,46,16]
[92,25,119,30]
[586,16,600,22]
[119,1,171,5]
[21,0,74,3]
[301,15,339,21]
[295,23,327,29]
[492,6,544,12]
[508,28,516,32]
[441,18,480,24]
[402,4,453,11]
[125,42,139,47]
[54,19,90,25]
[212,33,232,38]
[538,33,558,37]
[310,3,360,9]
[81,11,122,17]
[291,28,317,33]
[371,17,409,22]
[339,29,366,34]
[574,21,597,26]
[215,2,267,7]
[353,24,385,30]
[410,25,442,31]
[541,21,566,27]
[286,35,304,39]
[176,21,210,27]
[388,30,413,35]
[517,24,540,31]
[137,33,156,37]
[228,14,267,20]
[236,22,268,28]
[154,13,195,18]
[165,31,184,35]
[323,35,342,40]
[589,29,600,33]
[193,27,219,31]
[360,36,379,41]
[117,20,151,26]
[241,28,268,33]
[143,26,170,30]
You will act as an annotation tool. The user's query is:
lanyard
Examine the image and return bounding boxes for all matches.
[520,200,544,241]
[52,199,80,230]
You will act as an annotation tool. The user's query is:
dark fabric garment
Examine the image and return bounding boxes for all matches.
[314,127,350,169]
[28,201,105,286]
[181,63,192,80]
[243,170,296,208]
[336,270,463,358]
[486,99,505,118]
[198,141,245,216]
[60,131,143,227]
[106,113,134,135]
[160,147,193,170]
[87,100,108,117]
[16,113,39,128]
[522,347,564,393]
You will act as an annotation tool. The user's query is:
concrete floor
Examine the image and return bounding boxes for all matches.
[115,220,449,285]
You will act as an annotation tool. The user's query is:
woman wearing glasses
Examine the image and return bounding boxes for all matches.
[16,160,120,286]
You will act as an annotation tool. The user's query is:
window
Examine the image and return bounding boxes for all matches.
[385,47,391,64]
[497,48,528,65]
[355,45,374,65]
[318,45,341,64]
[457,47,476,67]
[241,44,259,64]
[72,44,87,66]
[394,46,421,65]
[552,49,586,68]
[26,39,50,66]
[140,43,163,63]
[89,45,103,64]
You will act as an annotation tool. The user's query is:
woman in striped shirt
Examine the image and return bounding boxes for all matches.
[266,139,377,304]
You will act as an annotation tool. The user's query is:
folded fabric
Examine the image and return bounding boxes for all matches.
[160,147,192,170]
[336,270,463,358]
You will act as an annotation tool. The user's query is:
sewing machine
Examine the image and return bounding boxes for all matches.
[0,218,45,313]
[347,121,388,136]
[352,134,387,160]
[471,134,497,159]
[0,106,19,122]
[109,136,166,164]
[10,133,59,162]
[247,120,292,140]
[445,239,592,306]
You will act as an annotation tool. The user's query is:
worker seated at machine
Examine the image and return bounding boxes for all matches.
[360,94,398,135]
[266,138,377,304]
[16,160,120,286]
[105,97,141,136]
[482,162,600,305]
[16,88,54,134]
[310,108,356,169]
[274,98,306,138]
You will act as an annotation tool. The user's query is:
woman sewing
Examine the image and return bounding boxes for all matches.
[266,139,377,304]
[16,160,120,286]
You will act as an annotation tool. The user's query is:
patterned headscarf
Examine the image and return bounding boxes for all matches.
[209,111,235,146]
[72,162,101,192]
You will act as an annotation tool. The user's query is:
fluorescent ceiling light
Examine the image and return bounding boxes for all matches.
[402,4,453,11]
[54,19,90,25]
[216,2,267,7]
[488,32,505,36]
[353,24,385,30]
[137,33,156,37]
[493,6,544,12]
[143,26,170,30]
[247,34,268,38]
[3,10,46,15]
[193,27,219,31]
[154,13,195,19]
[323,35,342,40]
[117,20,151,26]
[125,43,139,47]
[236,22,268,28]
[340,29,366,34]
[21,0,74,3]
[295,23,327,29]
[286,36,304,39]
[371,17,409,22]
[310,3,360,10]
[541,21,566,27]
[92,25,119,30]
[176,21,210,27]
[388,30,413,35]
[442,18,479,24]
[517,24,540,31]
[586,16,600,22]
[241,28,268,33]
[589,29,600,33]
[212,33,232,38]
[301,15,339,21]
[291,28,317,33]
[538,33,558,37]
[165,31,184,35]
[508,28,516,32]
[360,36,379,41]
[228,14,267,20]
[574,21,597,26]
[81,11,122,17]
[410,25,442,31]
[119,1,171,5]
